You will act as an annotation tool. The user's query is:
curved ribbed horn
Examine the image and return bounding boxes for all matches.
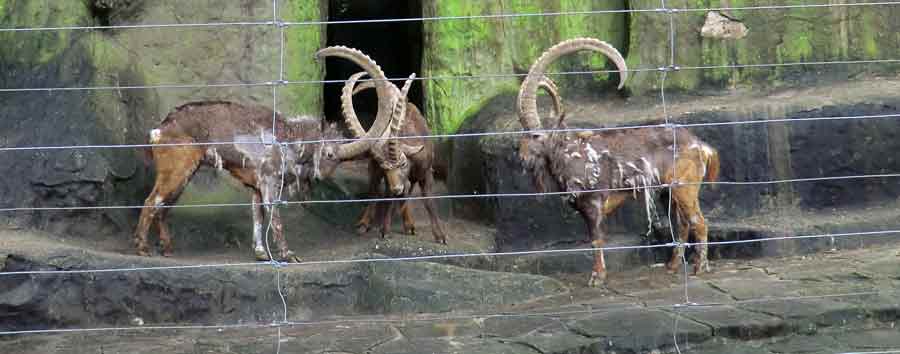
[315,46,394,160]
[387,74,416,164]
[340,71,369,139]
[352,80,375,96]
[536,76,567,127]
[351,74,426,160]
[516,38,627,131]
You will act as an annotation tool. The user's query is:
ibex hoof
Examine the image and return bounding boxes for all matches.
[135,246,151,257]
[161,250,173,257]
[692,261,710,276]
[356,224,371,235]
[587,271,607,288]
[282,251,302,263]
[254,248,271,262]
[404,226,416,236]
[433,234,447,245]
[665,261,682,274]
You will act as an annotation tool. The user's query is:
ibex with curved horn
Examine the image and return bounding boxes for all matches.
[135,46,397,262]
[516,38,720,287]
[340,71,447,244]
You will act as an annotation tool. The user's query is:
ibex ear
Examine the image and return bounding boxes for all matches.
[401,143,425,156]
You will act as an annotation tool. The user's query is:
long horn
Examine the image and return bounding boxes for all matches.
[352,80,375,96]
[536,76,566,127]
[340,71,369,139]
[352,74,427,159]
[315,46,394,160]
[388,74,415,164]
[516,37,627,131]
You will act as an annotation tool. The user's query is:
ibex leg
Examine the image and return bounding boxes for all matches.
[380,200,396,239]
[260,182,298,262]
[577,194,607,287]
[134,145,202,256]
[672,184,709,275]
[156,208,174,257]
[421,173,447,244]
[356,160,383,234]
[250,191,269,261]
[666,206,690,273]
[398,201,416,236]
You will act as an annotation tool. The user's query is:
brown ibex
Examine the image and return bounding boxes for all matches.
[516,38,720,287]
[340,71,447,244]
[134,46,399,262]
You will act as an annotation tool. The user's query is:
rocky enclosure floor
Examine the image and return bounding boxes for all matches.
[2,225,900,353]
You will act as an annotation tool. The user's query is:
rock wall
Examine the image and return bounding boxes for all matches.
[422,0,900,133]
[421,0,628,134]
[628,0,900,92]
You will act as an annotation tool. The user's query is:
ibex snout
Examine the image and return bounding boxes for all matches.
[384,168,405,196]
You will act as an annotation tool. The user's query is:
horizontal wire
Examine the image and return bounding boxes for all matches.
[3,225,899,276]
[0,184,668,212]
[0,81,272,93]
[3,1,899,33]
[0,322,268,336]
[283,8,656,27]
[839,351,900,354]
[678,1,900,13]
[685,172,900,187]
[4,55,900,92]
[684,229,900,248]
[1,287,896,336]
[679,58,900,71]
[0,21,275,32]
[3,168,900,212]
[0,242,675,276]
[1,110,898,153]
[0,67,652,93]
[4,120,667,152]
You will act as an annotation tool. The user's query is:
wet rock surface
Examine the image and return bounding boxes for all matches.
[2,239,899,354]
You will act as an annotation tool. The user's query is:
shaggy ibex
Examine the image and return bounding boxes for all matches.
[340,71,447,244]
[134,46,399,262]
[516,38,720,287]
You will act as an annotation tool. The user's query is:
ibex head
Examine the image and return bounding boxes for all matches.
[341,71,423,196]
[314,46,402,174]
[515,38,628,192]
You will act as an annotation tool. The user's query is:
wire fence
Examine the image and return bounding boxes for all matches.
[1,0,900,353]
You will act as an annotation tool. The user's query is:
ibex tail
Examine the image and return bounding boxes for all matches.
[703,144,720,183]
[139,128,162,167]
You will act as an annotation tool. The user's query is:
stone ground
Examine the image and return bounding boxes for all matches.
[2,230,899,353]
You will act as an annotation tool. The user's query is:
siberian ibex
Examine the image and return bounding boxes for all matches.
[134,46,399,262]
[340,71,447,244]
[516,38,720,287]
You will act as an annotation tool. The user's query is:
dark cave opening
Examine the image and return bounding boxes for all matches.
[324,0,424,129]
